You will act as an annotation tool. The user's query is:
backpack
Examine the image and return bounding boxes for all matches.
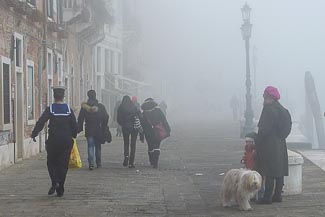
[277,106,292,139]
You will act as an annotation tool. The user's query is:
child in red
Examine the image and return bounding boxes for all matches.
[241,132,265,201]
[241,132,257,170]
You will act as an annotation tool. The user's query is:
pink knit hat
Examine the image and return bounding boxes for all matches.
[264,86,280,100]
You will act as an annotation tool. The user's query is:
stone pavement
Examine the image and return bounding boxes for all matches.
[1,121,325,216]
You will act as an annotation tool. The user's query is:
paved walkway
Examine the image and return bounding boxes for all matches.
[1,121,325,216]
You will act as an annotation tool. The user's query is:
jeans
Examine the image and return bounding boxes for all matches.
[122,127,138,165]
[87,137,101,167]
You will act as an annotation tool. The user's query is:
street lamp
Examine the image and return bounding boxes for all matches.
[241,3,254,136]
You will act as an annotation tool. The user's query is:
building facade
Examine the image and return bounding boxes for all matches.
[0,0,115,170]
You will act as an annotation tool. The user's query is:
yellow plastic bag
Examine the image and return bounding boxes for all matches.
[69,138,82,169]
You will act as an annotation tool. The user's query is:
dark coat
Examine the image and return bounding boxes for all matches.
[255,101,289,177]
[117,102,140,130]
[32,103,77,147]
[77,99,109,144]
[141,100,171,144]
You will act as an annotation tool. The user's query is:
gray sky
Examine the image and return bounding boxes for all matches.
[135,0,325,120]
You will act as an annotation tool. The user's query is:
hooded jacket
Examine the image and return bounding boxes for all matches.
[77,99,109,142]
[141,100,171,143]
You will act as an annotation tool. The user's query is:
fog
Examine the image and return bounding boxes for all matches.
[134,0,325,122]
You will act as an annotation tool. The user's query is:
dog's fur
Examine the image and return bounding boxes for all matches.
[220,169,262,211]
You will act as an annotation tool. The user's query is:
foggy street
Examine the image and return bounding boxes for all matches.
[1,120,325,217]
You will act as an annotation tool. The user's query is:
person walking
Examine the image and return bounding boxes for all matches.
[255,86,291,204]
[117,95,143,168]
[141,98,171,168]
[113,100,122,137]
[77,90,109,170]
[132,96,141,110]
[31,86,77,197]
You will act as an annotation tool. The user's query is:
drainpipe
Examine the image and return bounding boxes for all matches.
[41,0,48,146]
[37,46,43,152]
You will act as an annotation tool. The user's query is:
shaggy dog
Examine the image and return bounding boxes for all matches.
[220,169,262,211]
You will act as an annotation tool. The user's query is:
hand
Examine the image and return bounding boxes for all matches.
[32,137,36,142]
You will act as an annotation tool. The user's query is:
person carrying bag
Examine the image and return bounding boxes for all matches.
[141,98,171,169]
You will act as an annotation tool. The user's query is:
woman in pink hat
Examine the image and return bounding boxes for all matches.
[255,86,291,204]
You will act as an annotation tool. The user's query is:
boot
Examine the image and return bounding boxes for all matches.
[48,183,59,195]
[272,177,284,202]
[256,176,273,204]
[152,150,160,169]
[56,183,64,197]
[148,152,154,165]
[123,156,129,167]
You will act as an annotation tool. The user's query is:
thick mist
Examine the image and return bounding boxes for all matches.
[134,0,325,122]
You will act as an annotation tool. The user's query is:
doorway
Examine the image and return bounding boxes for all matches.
[16,72,24,159]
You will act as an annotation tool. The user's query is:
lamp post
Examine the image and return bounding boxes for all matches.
[241,3,254,136]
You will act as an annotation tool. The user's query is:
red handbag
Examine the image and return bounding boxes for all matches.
[153,122,169,141]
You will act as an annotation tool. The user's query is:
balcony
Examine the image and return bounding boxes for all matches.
[5,0,37,16]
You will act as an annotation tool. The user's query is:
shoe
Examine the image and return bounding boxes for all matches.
[97,165,102,168]
[256,197,272,204]
[48,183,59,195]
[56,184,64,197]
[123,157,129,167]
[153,164,158,169]
[56,191,64,197]
[89,166,94,170]
[272,195,282,202]
[128,164,135,168]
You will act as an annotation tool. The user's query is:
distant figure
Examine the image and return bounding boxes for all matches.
[113,100,122,137]
[255,86,291,204]
[230,95,239,121]
[117,95,143,168]
[77,90,109,170]
[31,86,77,197]
[141,98,171,168]
[132,96,141,110]
[159,101,167,116]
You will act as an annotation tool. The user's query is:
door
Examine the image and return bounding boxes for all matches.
[16,72,24,159]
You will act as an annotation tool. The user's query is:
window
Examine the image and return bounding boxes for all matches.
[57,55,63,85]
[26,60,35,123]
[97,47,101,73]
[27,0,36,6]
[3,61,10,124]
[118,53,122,74]
[1,56,11,128]
[68,0,72,8]
[14,34,23,69]
[105,49,110,73]
[47,49,53,77]
[47,0,53,18]
[48,79,53,104]
[110,51,115,74]
[64,77,69,104]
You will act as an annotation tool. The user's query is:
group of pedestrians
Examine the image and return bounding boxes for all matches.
[31,86,170,197]
[117,96,171,169]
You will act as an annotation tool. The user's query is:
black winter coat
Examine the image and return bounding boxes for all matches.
[77,99,109,144]
[117,103,140,130]
[255,101,289,177]
[141,100,171,144]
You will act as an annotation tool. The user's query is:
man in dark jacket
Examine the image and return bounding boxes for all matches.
[255,86,290,204]
[141,98,171,168]
[77,90,109,170]
[31,86,77,197]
